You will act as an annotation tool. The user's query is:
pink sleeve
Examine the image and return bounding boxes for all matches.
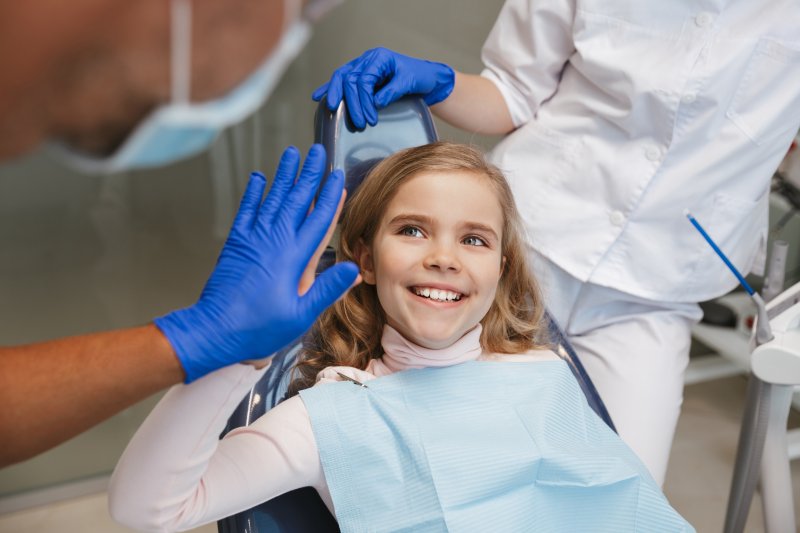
[109,364,324,532]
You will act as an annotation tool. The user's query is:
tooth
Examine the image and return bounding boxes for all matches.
[447,291,456,300]
[422,287,430,297]
[430,289,440,300]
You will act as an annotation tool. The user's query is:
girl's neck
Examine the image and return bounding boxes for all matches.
[374,324,483,374]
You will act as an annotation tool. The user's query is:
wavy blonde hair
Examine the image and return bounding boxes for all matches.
[288,142,549,395]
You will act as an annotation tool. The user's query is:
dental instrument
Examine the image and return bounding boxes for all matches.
[684,210,773,345]
[335,371,369,388]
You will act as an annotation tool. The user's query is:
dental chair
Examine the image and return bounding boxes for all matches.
[217,97,614,533]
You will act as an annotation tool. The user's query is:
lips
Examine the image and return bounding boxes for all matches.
[411,286,463,302]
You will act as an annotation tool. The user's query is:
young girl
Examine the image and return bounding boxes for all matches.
[110,142,691,532]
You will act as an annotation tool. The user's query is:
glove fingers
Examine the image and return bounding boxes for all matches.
[325,70,345,111]
[374,77,408,109]
[356,49,388,126]
[311,81,330,102]
[301,261,360,318]
[323,56,360,111]
[231,172,267,233]
[259,146,300,225]
[343,70,368,130]
[271,144,328,236]
[357,81,379,127]
[356,51,397,116]
[297,169,344,255]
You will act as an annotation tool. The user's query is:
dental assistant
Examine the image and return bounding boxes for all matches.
[315,0,800,484]
[1,146,359,468]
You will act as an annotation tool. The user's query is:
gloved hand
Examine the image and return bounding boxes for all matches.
[155,145,360,383]
[312,47,454,129]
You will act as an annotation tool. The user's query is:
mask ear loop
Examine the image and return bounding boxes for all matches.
[172,0,237,240]
[171,0,192,105]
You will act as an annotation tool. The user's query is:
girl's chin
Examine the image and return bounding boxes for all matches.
[388,319,472,350]
[407,331,464,350]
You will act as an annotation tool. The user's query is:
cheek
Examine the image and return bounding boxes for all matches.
[477,260,503,304]
[483,256,504,286]
[373,261,404,304]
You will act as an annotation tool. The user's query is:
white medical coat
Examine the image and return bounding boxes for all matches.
[482,0,800,302]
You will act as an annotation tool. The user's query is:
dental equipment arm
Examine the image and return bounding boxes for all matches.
[0,146,358,467]
[723,283,800,533]
[684,210,797,532]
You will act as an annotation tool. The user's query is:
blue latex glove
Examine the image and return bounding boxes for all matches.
[312,47,454,129]
[155,145,359,383]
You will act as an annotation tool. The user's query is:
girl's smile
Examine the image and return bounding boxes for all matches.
[357,170,505,350]
[410,284,463,302]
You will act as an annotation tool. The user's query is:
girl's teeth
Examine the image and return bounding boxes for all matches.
[414,287,461,301]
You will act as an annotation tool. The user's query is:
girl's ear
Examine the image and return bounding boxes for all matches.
[500,255,507,276]
[355,239,376,285]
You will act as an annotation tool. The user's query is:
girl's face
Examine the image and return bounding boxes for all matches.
[358,170,505,350]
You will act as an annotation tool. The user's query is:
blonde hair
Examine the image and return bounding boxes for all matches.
[288,142,549,395]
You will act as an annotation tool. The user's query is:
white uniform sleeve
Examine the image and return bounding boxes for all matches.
[481,0,577,126]
[108,363,324,533]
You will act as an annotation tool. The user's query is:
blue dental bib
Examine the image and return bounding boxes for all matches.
[300,361,692,532]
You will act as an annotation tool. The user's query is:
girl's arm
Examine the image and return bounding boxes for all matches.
[109,364,324,532]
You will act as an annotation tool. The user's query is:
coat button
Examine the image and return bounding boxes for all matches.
[645,146,662,161]
[695,12,713,27]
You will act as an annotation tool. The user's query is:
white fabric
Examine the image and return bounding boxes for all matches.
[537,254,701,484]
[481,0,800,302]
[109,328,559,532]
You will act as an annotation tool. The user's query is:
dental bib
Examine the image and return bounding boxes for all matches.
[300,361,692,532]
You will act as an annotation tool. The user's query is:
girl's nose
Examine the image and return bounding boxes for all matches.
[423,243,461,272]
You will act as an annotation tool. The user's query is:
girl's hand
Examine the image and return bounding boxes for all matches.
[298,190,347,296]
[244,188,351,370]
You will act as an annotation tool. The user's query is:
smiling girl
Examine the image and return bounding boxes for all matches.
[110,142,691,532]
[289,141,551,395]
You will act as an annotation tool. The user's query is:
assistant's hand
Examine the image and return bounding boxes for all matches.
[312,47,454,129]
[155,145,360,383]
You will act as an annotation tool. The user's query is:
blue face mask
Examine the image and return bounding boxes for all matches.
[45,0,311,174]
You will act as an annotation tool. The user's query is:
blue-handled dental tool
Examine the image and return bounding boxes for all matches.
[684,209,773,345]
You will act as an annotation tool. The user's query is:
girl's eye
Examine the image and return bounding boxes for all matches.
[400,226,424,238]
[463,235,487,247]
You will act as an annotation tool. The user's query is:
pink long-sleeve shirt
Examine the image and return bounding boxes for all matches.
[109,325,559,532]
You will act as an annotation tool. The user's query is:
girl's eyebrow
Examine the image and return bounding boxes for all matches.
[388,213,500,241]
[387,213,436,227]
[464,222,500,241]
